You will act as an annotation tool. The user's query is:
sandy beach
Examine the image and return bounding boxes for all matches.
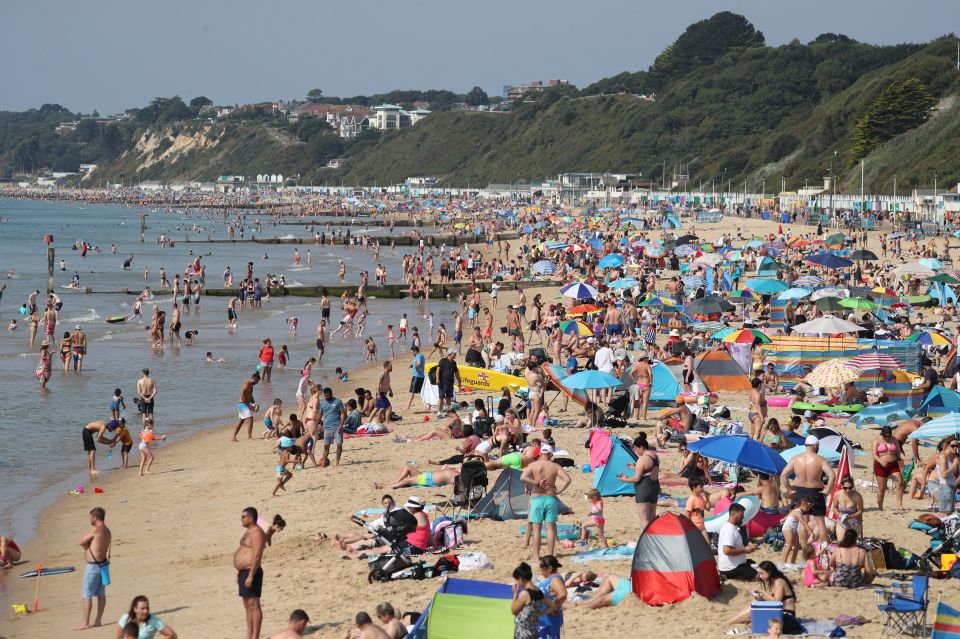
[3,213,959,638]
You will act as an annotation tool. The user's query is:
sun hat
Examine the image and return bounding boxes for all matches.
[669,329,680,337]
[405,496,425,509]
[636,351,649,359]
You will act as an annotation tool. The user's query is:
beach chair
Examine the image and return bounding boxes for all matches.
[875,575,928,637]
[435,458,488,518]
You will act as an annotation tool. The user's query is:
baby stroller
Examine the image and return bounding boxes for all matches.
[908,514,960,572]
[352,509,432,583]
[603,392,630,429]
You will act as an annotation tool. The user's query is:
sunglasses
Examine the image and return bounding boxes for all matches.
[842,485,854,490]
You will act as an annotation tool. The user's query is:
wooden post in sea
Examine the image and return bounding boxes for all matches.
[139,212,146,242]
[44,234,55,294]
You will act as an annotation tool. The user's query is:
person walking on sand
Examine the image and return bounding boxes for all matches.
[269,609,310,639]
[235,506,266,639]
[407,345,425,411]
[233,373,261,442]
[76,507,111,631]
[520,444,571,559]
[319,387,346,466]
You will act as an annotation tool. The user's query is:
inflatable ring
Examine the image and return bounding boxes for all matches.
[704,496,760,534]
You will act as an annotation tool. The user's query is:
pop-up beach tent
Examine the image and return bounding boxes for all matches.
[696,349,751,392]
[631,512,721,606]
[471,469,570,520]
[593,435,639,496]
[920,385,960,417]
[650,361,683,403]
[408,577,512,639]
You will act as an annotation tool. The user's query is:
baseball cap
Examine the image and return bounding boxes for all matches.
[107,419,119,430]
[75,324,82,330]
[405,496,425,509]
[446,347,457,355]
[540,443,555,455]
[805,435,819,446]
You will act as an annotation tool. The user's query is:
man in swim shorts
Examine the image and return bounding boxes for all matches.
[136,368,157,421]
[71,325,87,371]
[780,435,835,543]
[233,373,260,442]
[234,506,266,639]
[77,507,112,630]
[521,445,571,559]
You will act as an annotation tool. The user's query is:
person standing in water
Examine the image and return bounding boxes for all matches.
[71,324,88,372]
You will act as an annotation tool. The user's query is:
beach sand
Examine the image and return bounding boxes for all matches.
[4,215,958,638]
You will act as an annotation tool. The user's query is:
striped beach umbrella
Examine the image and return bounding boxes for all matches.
[848,352,902,370]
[644,244,666,258]
[682,275,707,289]
[720,328,772,344]
[638,296,675,308]
[905,331,952,346]
[559,320,593,336]
[792,275,823,287]
[532,260,557,275]
[560,281,599,300]
[673,244,697,257]
[728,289,759,304]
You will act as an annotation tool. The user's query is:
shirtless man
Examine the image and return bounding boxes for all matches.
[520,444,571,559]
[779,435,835,543]
[71,324,87,371]
[341,612,390,639]
[269,609,310,639]
[81,420,119,478]
[892,416,931,463]
[235,506,266,639]
[603,301,623,342]
[315,319,327,362]
[227,295,238,328]
[43,303,57,343]
[629,350,653,421]
[136,368,157,423]
[374,361,394,425]
[169,303,182,346]
[233,373,261,442]
[524,359,545,429]
[505,305,521,341]
[76,507,111,630]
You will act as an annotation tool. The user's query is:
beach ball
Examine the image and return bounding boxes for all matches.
[581,463,591,473]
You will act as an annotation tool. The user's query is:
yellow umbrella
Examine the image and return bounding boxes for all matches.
[804,359,861,387]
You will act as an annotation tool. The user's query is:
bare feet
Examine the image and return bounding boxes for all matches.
[75,622,99,630]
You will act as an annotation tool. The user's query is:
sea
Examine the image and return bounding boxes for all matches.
[0,198,456,587]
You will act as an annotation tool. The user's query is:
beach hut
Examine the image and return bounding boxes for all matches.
[407,577,513,639]
[695,349,752,392]
[471,469,570,520]
[631,512,721,606]
[593,436,639,497]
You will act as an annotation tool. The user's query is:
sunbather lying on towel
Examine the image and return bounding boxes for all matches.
[576,575,633,609]
[374,463,460,490]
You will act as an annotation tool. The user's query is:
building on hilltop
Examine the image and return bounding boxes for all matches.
[299,104,372,139]
[367,104,431,131]
[502,79,569,101]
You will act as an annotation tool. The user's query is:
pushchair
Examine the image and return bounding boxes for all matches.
[351,509,433,583]
[603,392,630,429]
[907,514,959,572]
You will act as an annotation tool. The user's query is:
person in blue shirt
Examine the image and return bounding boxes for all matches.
[116,595,177,638]
[407,345,426,410]
[319,387,346,467]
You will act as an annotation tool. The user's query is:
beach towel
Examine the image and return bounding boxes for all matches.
[570,544,636,563]
[343,427,393,439]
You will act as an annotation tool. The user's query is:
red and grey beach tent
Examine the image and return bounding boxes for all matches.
[631,512,721,606]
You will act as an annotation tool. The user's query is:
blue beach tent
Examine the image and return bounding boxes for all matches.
[594,436,640,496]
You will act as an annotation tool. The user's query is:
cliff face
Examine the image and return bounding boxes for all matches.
[83,122,311,184]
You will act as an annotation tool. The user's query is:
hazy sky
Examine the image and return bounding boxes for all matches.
[4,0,957,113]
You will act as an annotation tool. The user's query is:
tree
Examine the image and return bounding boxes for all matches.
[76,119,100,144]
[850,78,937,163]
[306,89,324,104]
[101,124,126,157]
[189,96,213,113]
[466,86,489,106]
[308,133,344,163]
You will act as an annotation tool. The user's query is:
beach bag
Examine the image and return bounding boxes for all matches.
[434,554,460,574]
[431,518,466,551]
[427,367,437,385]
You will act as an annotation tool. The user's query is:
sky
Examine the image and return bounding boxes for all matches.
[3,0,957,114]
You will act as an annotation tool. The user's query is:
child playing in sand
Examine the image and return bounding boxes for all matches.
[578,489,608,548]
[111,388,125,421]
[262,399,284,438]
[138,417,167,476]
[781,497,814,564]
[801,545,830,588]
[272,439,296,496]
[685,478,709,542]
[336,367,349,382]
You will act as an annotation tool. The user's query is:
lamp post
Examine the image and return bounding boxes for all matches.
[893,174,897,199]
[44,234,55,294]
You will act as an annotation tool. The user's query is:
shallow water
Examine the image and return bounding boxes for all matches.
[0,198,456,551]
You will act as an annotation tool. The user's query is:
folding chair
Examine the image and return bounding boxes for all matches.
[876,574,928,637]
[434,457,488,518]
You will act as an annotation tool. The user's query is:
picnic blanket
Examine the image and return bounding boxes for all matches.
[344,427,393,439]
[569,544,636,563]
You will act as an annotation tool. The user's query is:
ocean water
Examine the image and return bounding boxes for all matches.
[0,198,456,565]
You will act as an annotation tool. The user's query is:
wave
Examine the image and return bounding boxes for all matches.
[65,309,101,323]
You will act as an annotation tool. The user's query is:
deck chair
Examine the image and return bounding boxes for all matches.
[876,574,928,637]
[435,457,488,517]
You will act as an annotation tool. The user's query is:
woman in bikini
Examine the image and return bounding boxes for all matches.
[59,330,73,371]
[871,425,905,511]
[748,378,768,441]
[728,561,804,634]
[830,477,864,538]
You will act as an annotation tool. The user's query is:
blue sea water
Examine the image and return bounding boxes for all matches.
[0,198,455,572]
